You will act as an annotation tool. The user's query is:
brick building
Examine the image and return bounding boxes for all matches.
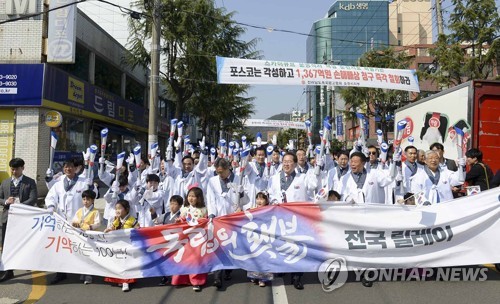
[0,1,168,195]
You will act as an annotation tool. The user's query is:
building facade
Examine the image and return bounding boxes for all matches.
[306,0,390,139]
[0,1,170,195]
[389,0,433,47]
[306,0,437,146]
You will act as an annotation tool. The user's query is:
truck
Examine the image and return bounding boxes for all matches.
[394,80,500,172]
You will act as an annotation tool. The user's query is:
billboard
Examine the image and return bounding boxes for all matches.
[0,64,44,106]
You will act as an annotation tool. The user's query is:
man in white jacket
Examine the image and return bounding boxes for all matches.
[206,158,248,289]
[411,150,465,204]
[45,158,96,285]
[268,152,320,204]
[342,152,394,204]
[267,152,320,290]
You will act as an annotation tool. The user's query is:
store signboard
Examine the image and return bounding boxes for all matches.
[0,64,44,106]
[47,0,77,63]
[43,65,147,131]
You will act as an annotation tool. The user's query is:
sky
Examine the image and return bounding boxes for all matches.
[79,0,500,120]
[79,0,332,119]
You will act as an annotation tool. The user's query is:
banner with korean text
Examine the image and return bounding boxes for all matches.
[1,189,499,277]
[244,119,306,130]
[216,56,420,92]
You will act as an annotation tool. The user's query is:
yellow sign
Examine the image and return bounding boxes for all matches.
[68,77,85,104]
[0,109,15,180]
[45,110,63,128]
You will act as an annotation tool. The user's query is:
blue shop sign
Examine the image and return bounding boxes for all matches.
[0,64,44,106]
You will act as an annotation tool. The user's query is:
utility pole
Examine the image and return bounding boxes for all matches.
[148,0,161,151]
[435,0,444,35]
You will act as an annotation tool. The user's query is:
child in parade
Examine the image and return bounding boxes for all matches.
[247,192,274,287]
[72,190,101,284]
[130,174,165,228]
[171,187,207,292]
[103,199,139,292]
[150,195,183,286]
[103,175,131,228]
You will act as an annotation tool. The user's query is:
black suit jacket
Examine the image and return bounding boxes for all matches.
[0,175,38,224]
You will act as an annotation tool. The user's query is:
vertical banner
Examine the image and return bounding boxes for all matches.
[47,0,77,63]
[0,109,15,181]
[364,116,369,138]
[336,115,343,136]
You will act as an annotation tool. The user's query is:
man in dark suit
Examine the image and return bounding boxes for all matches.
[0,158,38,282]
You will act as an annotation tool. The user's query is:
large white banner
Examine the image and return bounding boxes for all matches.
[244,119,306,130]
[1,189,499,277]
[216,56,420,92]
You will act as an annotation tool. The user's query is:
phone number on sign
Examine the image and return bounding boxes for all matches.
[0,75,17,80]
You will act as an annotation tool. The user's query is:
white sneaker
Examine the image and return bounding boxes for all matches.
[84,276,92,284]
[192,285,201,292]
[122,283,130,292]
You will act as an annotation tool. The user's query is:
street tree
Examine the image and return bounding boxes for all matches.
[427,0,500,87]
[126,0,259,121]
[339,48,413,142]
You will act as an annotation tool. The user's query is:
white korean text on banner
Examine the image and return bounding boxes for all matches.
[1,189,499,277]
[244,119,306,130]
[216,56,420,93]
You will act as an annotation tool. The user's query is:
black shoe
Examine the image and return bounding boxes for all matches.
[291,277,304,290]
[50,273,67,285]
[0,270,14,283]
[361,277,373,287]
[213,279,222,289]
[158,276,170,286]
[224,273,232,281]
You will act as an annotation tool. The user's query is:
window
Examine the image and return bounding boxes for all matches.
[94,55,122,97]
[397,27,401,34]
[126,76,145,106]
[53,43,89,81]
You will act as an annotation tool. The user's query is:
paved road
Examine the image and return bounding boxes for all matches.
[1,267,499,304]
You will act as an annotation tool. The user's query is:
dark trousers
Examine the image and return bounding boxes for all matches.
[214,269,232,281]
[292,272,303,279]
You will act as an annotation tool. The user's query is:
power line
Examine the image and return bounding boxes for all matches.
[0,0,87,25]
[0,0,145,25]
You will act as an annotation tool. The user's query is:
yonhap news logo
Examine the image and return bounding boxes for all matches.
[318,257,490,292]
[317,257,348,292]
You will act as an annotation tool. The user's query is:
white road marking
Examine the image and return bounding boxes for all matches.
[272,277,289,304]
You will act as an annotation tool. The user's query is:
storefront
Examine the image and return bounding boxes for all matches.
[0,63,156,195]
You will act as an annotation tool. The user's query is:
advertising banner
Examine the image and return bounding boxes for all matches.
[216,56,420,92]
[244,119,306,130]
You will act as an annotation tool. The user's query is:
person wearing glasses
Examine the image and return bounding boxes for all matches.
[366,145,385,171]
